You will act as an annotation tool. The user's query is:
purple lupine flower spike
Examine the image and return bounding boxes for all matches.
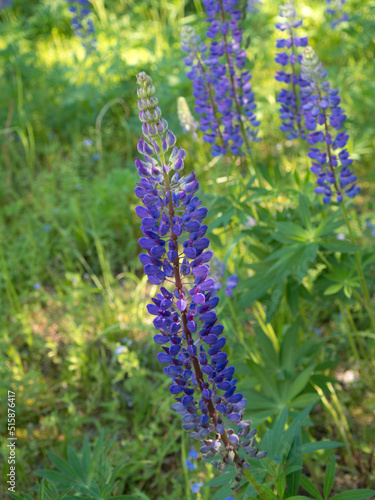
[66,0,97,54]
[181,0,261,158]
[300,47,359,203]
[325,0,348,28]
[275,1,309,139]
[135,72,266,485]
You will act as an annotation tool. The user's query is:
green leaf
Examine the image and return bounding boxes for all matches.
[291,393,320,409]
[238,386,279,411]
[239,269,279,304]
[243,470,269,499]
[255,326,279,370]
[324,283,343,295]
[320,239,357,253]
[343,285,352,299]
[287,364,315,402]
[286,280,299,317]
[302,441,345,454]
[243,469,278,500]
[67,445,84,478]
[330,490,375,500]
[280,321,300,373]
[111,497,142,499]
[287,497,314,500]
[282,405,313,456]
[315,360,340,371]
[277,463,286,499]
[36,470,74,486]
[47,452,79,481]
[300,475,324,500]
[285,465,303,475]
[275,222,310,242]
[298,194,311,230]
[310,374,338,392]
[296,243,319,282]
[82,436,91,479]
[270,406,288,455]
[323,457,336,499]
[286,430,303,495]
[315,212,344,238]
[266,282,285,322]
[207,471,236,487]
[247,359,281,403]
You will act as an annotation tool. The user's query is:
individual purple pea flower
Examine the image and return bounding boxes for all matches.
[189,448,200,459]
[191,482,204,493]
[275,2,309,140]
[181,0,261,159]
[92,154,100,161]
[34,283,41,290]
[300,47,360,203]
[135,72,265,484]
[365,220,375,237]
[185,458,196,471]
[83,138,93,146]
[115,345,126,356]
[325,0,348,28]
[225,274,238,297]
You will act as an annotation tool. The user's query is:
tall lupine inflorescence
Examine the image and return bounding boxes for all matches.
[181,0,261,158]
[66,0,97,54]
[300,47,359,203]
[275,1,308,139]
[135,72,266,485]
[325,0,348,28]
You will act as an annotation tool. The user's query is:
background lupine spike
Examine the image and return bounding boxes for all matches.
[246,0,262,14]
[300,47,359,203]
[325,0,348,28]
[66,0,97,55]
[275,1,309,139]
[134,71,266,483]
[181,0,261,158]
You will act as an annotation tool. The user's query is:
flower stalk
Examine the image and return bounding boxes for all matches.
[134,72,266,486]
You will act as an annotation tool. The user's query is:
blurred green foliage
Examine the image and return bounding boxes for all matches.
[0,0,374,499]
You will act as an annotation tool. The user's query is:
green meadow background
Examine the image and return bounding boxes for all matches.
[0,0,374,498]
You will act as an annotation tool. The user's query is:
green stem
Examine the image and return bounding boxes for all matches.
[227,296,256,360]
[345,306,367,361]
[341,203,375,331]
[253,301,279,353]
[313,383,356,471]
[338,302,360,366]
[243,469,277,500]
